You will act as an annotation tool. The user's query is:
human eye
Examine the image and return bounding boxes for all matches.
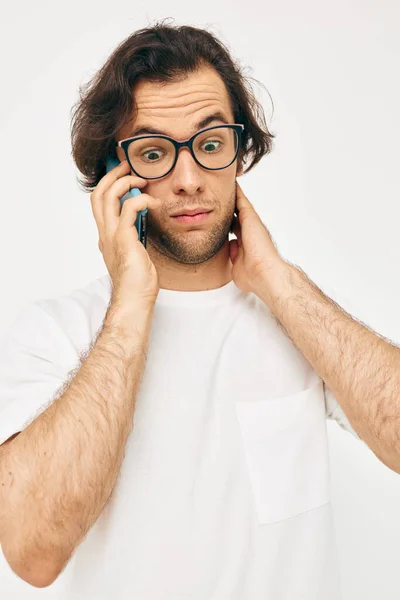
[199,139,223,153]
[141,147,165,163]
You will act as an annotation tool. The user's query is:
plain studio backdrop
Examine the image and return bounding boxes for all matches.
[1,2,400,598]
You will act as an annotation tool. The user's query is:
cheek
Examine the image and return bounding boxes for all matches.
[142,184,169,223]
[141,182,166,209]
[142,181,166,197]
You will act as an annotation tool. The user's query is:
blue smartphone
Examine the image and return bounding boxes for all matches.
[105,155,148,247]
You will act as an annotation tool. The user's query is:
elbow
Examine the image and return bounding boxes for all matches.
[371,447,400,475]
[26,565,62,589]
[8,557,62,589]
[19,567,60,589]
[383,459,400,475]
[2,537,64,588]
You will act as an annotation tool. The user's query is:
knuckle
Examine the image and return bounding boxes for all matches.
[122,196,137,208]
[102,232,113,249]
[124,195,145,208]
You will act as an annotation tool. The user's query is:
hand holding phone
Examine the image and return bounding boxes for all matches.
[90,156,161,308]
[106,155,148,247]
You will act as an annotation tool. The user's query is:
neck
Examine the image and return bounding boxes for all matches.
[147,238,233,292]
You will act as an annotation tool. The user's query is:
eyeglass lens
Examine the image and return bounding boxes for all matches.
[127,127,239,178]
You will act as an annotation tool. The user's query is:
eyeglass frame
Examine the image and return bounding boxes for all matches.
[115,123,245,180]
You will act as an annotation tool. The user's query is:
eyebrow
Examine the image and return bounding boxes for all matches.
[127,111,231,138]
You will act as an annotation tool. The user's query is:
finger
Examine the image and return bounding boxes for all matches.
[235,181,254,215]
[103,175,148,233]
[229,238,239,264]
[91,160,130,231]
[96,159,131,196]
[232,216,242,245]
[117,193,161,244]
[90,189,104,235]
[91,160,146,232]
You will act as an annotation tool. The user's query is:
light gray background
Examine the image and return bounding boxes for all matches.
[1,2,400,598]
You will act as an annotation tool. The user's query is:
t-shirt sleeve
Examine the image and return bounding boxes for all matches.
[0,302,79,446]
[323,381,361,440]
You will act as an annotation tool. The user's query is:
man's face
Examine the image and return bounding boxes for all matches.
[116,65,242,265]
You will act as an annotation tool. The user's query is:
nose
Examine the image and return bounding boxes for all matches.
[170,147,204,194]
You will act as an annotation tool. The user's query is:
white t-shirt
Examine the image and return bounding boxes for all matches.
[0,275,362,599]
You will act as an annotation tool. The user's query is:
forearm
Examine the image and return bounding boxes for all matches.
[258,261,400,473]
[0,301,154,586]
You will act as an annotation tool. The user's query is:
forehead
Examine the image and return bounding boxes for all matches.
[123,65,234,139]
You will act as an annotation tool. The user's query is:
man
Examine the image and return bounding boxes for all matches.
[0,21,398,600]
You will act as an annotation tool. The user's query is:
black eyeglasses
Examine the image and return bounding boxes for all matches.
[116,124,244,180]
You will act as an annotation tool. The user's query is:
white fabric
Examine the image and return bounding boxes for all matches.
[0,274,363,599]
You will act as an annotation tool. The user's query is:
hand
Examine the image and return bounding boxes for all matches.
[229,180,287,296]
[90,160,162,308]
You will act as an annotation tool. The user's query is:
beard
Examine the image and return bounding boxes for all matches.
[146,188,236,265]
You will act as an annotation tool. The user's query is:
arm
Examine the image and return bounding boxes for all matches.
[258,261,400,473]
[0,300,154,588]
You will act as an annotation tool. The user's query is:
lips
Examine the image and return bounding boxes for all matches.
[171,211,212,223]
[171,207,211,217]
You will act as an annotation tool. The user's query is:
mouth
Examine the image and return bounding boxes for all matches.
[171,211,212,224]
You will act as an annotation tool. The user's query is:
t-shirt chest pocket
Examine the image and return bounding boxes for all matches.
[235,379,330,524]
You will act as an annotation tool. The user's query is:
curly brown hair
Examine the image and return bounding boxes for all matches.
[70,18,275,194]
